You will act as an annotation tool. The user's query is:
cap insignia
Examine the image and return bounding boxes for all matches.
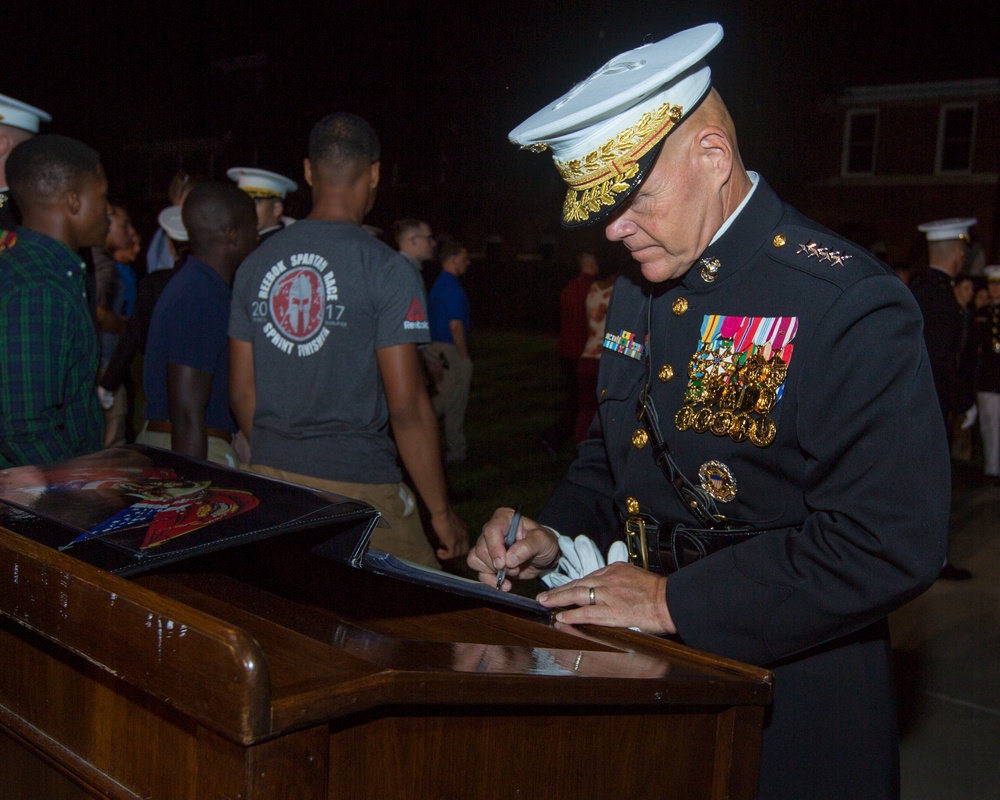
[699,257,721,282]
[796,241,852,267]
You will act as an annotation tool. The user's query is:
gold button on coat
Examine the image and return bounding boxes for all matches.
[632,428,649,448]
[626,497,640,515]
[672,297,688,315]
[658,364,674,382]
[773,234,787,247]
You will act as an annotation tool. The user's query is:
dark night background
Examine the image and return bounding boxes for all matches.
[7,0,999,324]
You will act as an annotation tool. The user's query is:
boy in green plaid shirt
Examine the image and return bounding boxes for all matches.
[0,135,110,467]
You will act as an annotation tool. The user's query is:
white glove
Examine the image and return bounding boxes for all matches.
[961,404,978,430]
[541,532,629,588]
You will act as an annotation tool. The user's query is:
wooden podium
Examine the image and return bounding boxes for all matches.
[0,523,772,799]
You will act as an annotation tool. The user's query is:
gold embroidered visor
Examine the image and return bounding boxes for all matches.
[556,101,684,226]
[226,167,298,200]
[242,186,284,200]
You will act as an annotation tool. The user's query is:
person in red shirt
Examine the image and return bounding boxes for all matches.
[540,251,598,453]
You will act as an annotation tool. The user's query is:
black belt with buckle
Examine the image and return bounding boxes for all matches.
[623,512,763,575]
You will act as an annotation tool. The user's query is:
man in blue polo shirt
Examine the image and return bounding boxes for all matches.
[137,181,258,465]
[427,239,472,464]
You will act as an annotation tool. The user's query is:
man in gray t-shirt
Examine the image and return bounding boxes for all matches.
[229,112,467,567]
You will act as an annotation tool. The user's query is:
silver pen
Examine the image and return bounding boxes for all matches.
[495,504,523,590]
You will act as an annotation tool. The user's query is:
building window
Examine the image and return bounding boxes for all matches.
[842,110,878,175]
[937,103,976,173]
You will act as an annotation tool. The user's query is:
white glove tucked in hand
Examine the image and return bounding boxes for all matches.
[541,531,629,588]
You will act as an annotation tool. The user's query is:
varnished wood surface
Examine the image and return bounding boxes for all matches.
[0,523,773,799]
[0,527,271,742]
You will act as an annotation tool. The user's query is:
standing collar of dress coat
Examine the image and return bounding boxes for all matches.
[680,172,782,291]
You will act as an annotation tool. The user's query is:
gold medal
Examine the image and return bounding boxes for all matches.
[738,385,759,412]
[675,405,695,431]
[693,406,713,433]
[710,409,735,436]
[766,355,788,386]
[755,387,776,414]
[718,384,739,410]
[698,381,719,405]
[749,415,777,447]
[729,412,753,443]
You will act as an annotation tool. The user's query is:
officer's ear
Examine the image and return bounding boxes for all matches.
[303,157,313,189]
[694,126,733,188]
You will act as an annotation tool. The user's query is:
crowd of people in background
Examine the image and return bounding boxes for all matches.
[0,94,479,569]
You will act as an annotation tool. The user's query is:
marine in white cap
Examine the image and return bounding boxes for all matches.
[910,216,979,499]
[157,205,189,244]
[470,22,949,799]
[226,166,298,243]
[0,92,52,243]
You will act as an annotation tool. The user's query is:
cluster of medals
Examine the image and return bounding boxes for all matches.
[675,339,788,448]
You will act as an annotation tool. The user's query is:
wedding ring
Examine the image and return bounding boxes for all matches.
[588,586,596,605]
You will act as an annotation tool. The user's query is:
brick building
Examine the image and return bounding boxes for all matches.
[801,79,999,271]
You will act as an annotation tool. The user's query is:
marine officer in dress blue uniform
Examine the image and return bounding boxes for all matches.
[227,166,298,244]
[910,217,976,580]
[0,93,51,251]
[468,23,948,800]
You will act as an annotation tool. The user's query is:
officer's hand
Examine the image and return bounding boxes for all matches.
[432,507,469,561]
[536,562,676,635]
[468,507,561,590]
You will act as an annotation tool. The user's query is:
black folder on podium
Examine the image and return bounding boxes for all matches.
[0,445,550,616]
[0,445,379,576]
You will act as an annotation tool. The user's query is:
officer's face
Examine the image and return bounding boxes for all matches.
[604,137,722,283]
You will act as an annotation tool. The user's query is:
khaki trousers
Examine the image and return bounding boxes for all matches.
[245,464,440,569]
[425,341,473,463]
[135,424,240,468]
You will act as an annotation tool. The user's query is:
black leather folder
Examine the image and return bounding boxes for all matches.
[0,444,379,576]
